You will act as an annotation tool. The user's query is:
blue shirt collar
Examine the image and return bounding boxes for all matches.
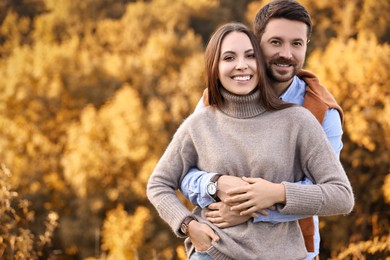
[278,76,306,106]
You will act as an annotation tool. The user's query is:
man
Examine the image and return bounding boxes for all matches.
[180,0,343,259]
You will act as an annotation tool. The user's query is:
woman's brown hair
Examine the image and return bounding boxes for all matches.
[205,22,293,111]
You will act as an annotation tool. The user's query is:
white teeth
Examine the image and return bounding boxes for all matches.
[233,75,251,81]
[276,64,290,67]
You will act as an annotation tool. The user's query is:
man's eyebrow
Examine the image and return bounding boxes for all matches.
[268,36,282,41]
[268,36,305,42]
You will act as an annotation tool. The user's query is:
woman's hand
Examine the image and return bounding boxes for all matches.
[224,177,286,217]
[188,221,220,252]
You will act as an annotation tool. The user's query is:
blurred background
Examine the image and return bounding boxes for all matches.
[0,0,389,259]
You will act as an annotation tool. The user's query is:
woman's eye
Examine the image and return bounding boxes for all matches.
[223,56,234,61]
[247,53,256,58]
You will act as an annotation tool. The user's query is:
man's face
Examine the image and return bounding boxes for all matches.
[260,18,308,85]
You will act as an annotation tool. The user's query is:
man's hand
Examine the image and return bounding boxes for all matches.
[205,202,251,228]
[224,177,286,217]
[217,175,249,202]
[187,221,220,252]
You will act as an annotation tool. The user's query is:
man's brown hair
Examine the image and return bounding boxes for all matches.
[253,0,312,41]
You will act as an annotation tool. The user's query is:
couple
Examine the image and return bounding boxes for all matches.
[147,0,354,259]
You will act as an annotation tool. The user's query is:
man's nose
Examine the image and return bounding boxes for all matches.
[279,45,293,59]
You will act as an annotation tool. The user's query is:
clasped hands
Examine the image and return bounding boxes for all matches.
[188,175,285,251]
[205,175,285,228]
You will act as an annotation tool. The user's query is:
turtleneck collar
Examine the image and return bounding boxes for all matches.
[218,87,267,119]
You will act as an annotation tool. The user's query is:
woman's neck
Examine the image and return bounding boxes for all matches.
[218,88,266,118]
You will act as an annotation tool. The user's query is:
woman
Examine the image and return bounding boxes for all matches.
[147,22,354,260]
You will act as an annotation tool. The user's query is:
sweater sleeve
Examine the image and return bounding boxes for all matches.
[146,118,199,237]
[279,109,354,216]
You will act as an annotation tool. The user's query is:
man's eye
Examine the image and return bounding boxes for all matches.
[293,42,303,46]
[270,41,281,46]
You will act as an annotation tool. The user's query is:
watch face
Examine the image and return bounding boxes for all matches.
[207,183,217,195]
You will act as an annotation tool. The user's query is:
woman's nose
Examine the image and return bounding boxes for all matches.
[235,58,248,70]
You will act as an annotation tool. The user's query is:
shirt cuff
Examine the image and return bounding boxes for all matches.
[198,173,218,208]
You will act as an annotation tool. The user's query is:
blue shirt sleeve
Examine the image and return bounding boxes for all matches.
[321,108,343,158]
[179,168,217,208]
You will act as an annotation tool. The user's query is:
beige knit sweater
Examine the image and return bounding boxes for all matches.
[147,88,354,260]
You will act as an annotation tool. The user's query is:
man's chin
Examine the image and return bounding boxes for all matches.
[266,67,297,83]
[271,73,295,83]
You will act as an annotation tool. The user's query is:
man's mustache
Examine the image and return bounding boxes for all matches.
[270,57,297,66]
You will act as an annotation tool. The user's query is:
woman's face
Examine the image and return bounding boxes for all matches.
[218,31,259,95]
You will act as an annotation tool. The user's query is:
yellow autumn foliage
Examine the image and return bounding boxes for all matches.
[308,33,390,153]
[307,32,390,257]
[101,205,151,260]
[0,0,388,259]
[384,174,390,204]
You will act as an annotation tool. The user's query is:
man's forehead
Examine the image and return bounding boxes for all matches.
[263,18,308,41]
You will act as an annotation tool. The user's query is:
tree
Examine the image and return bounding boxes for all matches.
[0,0,208,257]
[307,33,390,258]
[59,0,210,257]
[0,164,59,259]
[1,0,388,258]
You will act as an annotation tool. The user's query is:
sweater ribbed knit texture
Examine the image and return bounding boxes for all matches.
[147,88,354,260]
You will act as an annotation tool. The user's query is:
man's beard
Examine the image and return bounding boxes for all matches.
[266,57,300,83]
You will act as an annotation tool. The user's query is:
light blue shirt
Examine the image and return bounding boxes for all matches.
[180,75,343,259]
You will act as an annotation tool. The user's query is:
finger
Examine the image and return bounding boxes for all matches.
[259,209,269,216]
[205,210,221,218]
[230,200,253,211]
[207,216,224,224]
[207,231,220,242]
[251,209,270,218]
[226,185,250,196]
[239,207,258,217]
[207,202,223,210]
[225,194,249,204]
[242,176,258,184]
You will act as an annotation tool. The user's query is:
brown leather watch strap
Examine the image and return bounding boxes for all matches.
[180,216,196,236]
[210,173,222,183]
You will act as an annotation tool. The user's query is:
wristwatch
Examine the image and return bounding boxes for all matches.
[180,216,196,236]
[207,174,222,201]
